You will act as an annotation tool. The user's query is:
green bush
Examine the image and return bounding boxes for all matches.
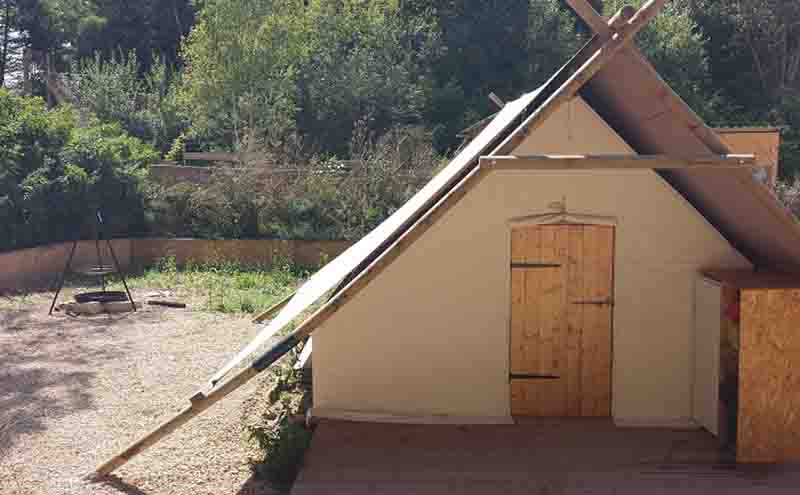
[147,125,438,242]
[0,89,158,252]
[68,52,189,155]
[247,363,313,490]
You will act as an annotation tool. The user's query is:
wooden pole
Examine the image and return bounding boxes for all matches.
[89,332,301,479]
[252,290,296,323]
[481,154,757,170]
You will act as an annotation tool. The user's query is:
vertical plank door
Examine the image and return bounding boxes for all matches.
[510,224,614,417]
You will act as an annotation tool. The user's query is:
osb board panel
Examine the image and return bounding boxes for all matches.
[738,289,800,462]
[509,224,612,417]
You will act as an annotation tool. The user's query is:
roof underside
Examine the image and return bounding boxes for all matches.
[581,47,800,271]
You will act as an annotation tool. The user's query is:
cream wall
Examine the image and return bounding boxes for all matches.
[312,97,751,425]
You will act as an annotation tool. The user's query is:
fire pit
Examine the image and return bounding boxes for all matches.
[74,291,129,304]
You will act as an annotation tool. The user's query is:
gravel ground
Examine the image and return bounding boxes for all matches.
[0,292,278,495]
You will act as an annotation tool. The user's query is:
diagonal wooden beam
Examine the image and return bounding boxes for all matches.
[480,154,757,170]
[494,0,669,154]
[565,0,615,36]
[564,0,732,155]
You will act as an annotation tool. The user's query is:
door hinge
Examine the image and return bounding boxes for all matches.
[510,262,561,268]
[571,297,614,306]
[509,373,560,380]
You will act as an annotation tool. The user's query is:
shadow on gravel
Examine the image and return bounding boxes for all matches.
[236,473,279,495]
[97,474,152,495]
[0,304,152,457]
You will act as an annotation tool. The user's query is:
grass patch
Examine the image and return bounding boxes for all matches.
[104,256,310,314]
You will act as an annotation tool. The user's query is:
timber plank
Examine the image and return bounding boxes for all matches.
[511,378,567,416]
[539,227,558,375]
[566,225,585,416]
[581,227,598,415]
[510,267,526,374]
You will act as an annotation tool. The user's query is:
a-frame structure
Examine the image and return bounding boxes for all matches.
[90,0,800,477]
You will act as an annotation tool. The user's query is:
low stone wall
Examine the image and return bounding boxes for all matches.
[0,240,133,294]
[0,238,351,294]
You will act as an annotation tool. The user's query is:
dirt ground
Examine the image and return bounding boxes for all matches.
[0,291,279,495]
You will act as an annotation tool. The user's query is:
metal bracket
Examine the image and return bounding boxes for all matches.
[511,262,561,268]
[571,298,614,306]
[509,373,560,380]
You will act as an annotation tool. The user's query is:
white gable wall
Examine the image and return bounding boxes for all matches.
[312,97,751,425]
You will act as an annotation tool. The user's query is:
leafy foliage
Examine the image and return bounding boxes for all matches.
[604,0,720,119]
[295,0,437,156]
[6,0,800,247]
[180,0,305,152]
[148,126,439,241]
[246,351,313,490]
[692,0,800,176]
[68,51,188,154]
[0,88,157,251]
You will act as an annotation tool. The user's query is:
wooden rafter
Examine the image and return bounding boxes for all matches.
[494,0,669,154]
[481,154,757,170]
[564,0,731,155]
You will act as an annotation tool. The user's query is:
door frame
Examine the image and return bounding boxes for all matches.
[506,214,617,417]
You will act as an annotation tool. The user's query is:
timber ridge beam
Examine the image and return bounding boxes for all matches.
[480,154,757,170]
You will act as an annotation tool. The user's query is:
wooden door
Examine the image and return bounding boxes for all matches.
[509,224,614,417]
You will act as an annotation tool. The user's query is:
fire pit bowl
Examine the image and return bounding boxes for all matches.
[74,291,129,304]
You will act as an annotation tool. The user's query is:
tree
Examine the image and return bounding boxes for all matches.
[604,0,720,120]
[527,0,585,85]
[75,0,196,71]
[692,0,800,177]
[0,88,157,250]
[0,0,15,86]
[180,0,306,152]
[68,51,188,154]
[295,0,436,156]
[725,0,800,102]
[416,0,530,151]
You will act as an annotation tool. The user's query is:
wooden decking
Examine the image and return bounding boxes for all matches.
[293,419,800,494]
